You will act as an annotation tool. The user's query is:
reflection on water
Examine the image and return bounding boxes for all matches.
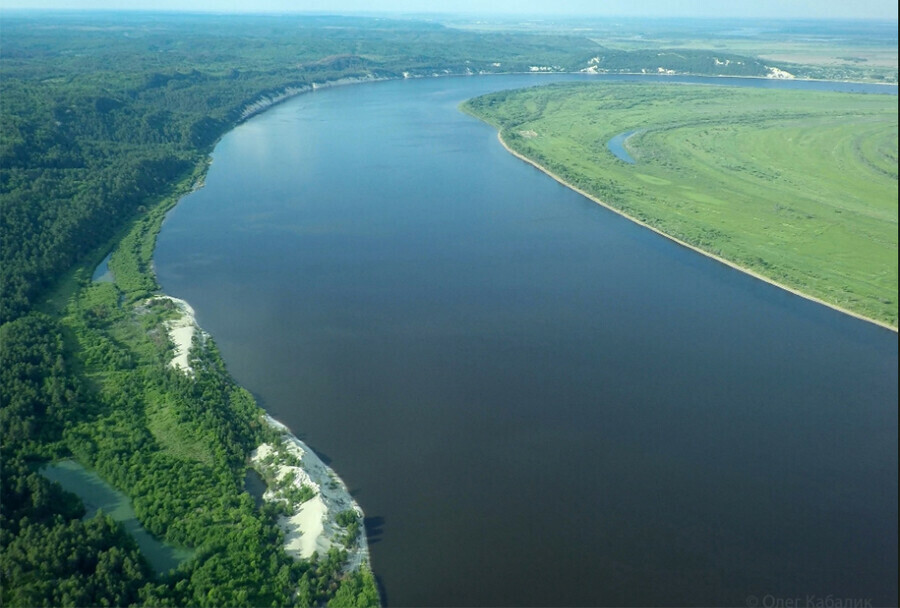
[41,460,192,574]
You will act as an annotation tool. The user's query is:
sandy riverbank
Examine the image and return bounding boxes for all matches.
[156,294,371,570]
[495,131,898,333]
[251,415,371,571]
[151,295,204,374]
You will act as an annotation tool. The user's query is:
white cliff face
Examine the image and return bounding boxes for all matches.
[766,66,796,79]
[240,87,310,121]
[239,76,390,122]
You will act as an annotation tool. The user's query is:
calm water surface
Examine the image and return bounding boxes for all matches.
[91,251,113,283]
[155,75,898,606]
[607,129,639,164]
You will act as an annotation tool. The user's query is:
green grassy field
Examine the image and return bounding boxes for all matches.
[463,83,898,327]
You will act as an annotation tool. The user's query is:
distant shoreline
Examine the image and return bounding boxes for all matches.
[493,130,898,333]
[237,71,896,129]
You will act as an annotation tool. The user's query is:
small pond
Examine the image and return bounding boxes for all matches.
[244,468,268,508]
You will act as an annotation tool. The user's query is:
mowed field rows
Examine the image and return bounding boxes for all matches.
[464,83,898,327]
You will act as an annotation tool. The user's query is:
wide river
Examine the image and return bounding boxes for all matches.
[155,75,898,606]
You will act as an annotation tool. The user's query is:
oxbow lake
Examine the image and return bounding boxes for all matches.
[42,460,192,574]
[607,129,639,164]
[155,75,898,607]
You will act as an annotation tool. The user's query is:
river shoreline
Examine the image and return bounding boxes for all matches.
[152,294,373,573]
[235,70,896,133]
[493,130,898,333]
[251,415,371,572]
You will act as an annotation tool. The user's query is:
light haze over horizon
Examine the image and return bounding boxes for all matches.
[3,0,898,20]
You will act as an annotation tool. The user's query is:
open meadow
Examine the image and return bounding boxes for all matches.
[464,83,898,327]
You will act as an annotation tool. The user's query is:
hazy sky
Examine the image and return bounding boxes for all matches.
[3,0,898,20]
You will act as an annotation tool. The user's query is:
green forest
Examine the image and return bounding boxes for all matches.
[1,11,889,607]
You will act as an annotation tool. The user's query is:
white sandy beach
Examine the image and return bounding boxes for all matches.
[153,295,201,374]
[156,293,371,569]
[251,416,370,570]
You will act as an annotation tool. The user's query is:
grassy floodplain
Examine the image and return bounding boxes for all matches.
[463,83,898,328]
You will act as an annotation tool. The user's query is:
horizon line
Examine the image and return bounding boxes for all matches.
[1,8,898,22]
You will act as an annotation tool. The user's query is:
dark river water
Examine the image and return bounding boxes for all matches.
[155,75,898,607]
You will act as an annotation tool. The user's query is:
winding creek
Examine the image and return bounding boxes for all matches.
[155,74,898,606]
